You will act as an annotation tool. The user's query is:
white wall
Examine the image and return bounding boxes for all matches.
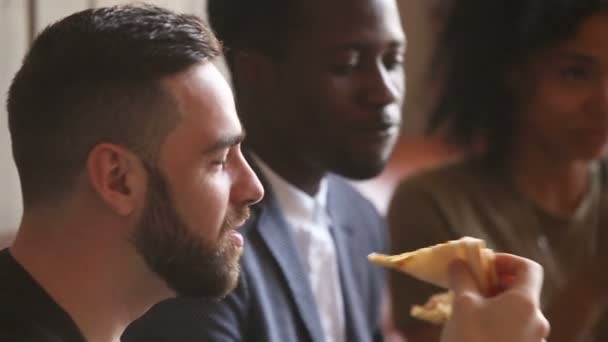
[0,0,28,245]
[34,0,206,34]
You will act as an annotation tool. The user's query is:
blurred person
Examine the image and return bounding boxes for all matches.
[387,1,608,341]
[399,0,454,136]
[0,4,263,341]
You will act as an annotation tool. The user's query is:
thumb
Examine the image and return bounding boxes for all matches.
[494,253,543,305]
[448,260,480,295]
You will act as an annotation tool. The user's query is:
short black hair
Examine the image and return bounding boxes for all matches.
[428,0,608,158]
[7,4,221,208]
[207,0,304,68]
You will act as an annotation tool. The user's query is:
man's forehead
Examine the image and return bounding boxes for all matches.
[205,132,246,155]
[162,63,233,111]
[159,63,240,143]
[295,0,404,41]
[299,0,399,22]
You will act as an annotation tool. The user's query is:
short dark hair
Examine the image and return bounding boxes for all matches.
[207,0,303,68]
[7,4,221,208]
[428,0,608,158]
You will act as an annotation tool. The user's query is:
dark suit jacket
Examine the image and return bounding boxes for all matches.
[123,170,387,342]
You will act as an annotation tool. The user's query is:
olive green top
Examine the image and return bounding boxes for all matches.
[387,157,608,340]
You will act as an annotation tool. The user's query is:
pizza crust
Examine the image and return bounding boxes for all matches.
[410,291,453,324]
[368,236,498,324]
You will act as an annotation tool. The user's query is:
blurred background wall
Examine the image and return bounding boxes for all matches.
[0,0,441,247]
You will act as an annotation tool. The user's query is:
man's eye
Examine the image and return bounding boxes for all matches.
[559,65,592,82]
[213,159,228,168]
[330,52,360,75]
[331,63,358,75]
[384,53,405,71]
[210,150,230,170]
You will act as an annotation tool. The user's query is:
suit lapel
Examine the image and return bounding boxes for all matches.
[249,156,325,342]
[256,199,326,342]
[327,178,369,342]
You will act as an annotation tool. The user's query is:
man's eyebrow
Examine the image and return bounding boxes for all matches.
[204,132,246,154]
[331,40,406,52]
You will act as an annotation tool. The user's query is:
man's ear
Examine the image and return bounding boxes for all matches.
[86,143,146,216]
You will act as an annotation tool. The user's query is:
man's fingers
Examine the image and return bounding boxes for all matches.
[447,259,479,294]
[493,253,544,305]
[539,311,551,339]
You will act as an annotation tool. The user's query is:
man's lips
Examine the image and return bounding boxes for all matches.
[232,213,250,230]
[355,123,400,140]
[229,230,244,248]
[353,117,401,132]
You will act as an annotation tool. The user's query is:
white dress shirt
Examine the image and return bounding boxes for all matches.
[253,155,345,342]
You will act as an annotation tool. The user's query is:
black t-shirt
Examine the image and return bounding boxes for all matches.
[0,249,85,342]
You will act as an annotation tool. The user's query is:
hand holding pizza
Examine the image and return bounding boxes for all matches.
[441,253,550,342]
[369,237,550,342]
[369,237,497,323]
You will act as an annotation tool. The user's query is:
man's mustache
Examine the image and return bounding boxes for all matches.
[222,206,251,232]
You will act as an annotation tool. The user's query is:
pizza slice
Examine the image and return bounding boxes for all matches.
[410,291,453,324]
[368,236,498,324]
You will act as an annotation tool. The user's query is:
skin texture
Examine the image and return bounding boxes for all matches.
[239,0,407,195]
[132,63,264,298]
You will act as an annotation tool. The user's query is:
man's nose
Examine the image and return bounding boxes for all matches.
[363,63,404,107]
[232,152,264,207]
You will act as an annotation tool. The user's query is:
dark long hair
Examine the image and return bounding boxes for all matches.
[428,0,608,159]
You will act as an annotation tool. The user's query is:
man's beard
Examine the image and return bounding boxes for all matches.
[131,166,250,299]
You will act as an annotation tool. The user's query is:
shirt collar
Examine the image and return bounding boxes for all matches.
[251,154,331,227]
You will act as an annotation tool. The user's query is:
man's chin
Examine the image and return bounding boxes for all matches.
[209,268,240,300]
[334,160,388,180]
[170,247,243,299]
[169,264,241,299]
